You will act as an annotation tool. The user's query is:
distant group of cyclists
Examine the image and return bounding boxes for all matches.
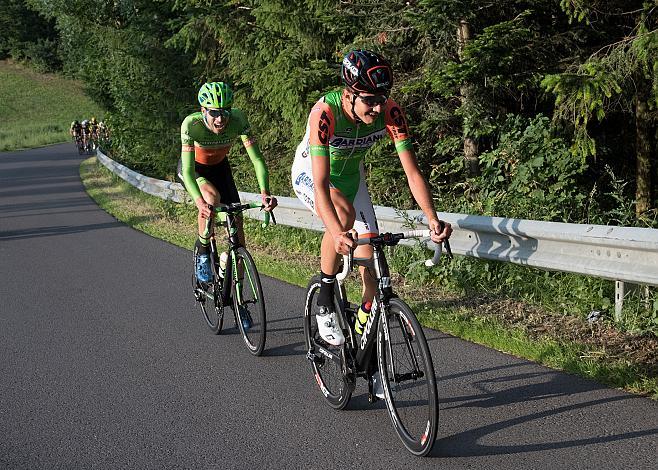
[69,117,110,154]
[178,49,452,346]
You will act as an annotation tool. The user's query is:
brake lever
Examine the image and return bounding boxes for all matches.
[424,221,453,266]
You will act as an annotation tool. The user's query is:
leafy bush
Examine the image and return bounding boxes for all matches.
[434,114,587,222]
[18,38,61,72]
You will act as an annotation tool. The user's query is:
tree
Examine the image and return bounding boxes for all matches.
[1,0,60,71]
[32,0,197,176]
[543,0,658,218]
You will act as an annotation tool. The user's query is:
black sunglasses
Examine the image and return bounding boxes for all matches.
[206,108,230,118]
[357,94,388,107]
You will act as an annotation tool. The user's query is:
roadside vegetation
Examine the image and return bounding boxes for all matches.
[81,157,658,399]
[0,60,102,151]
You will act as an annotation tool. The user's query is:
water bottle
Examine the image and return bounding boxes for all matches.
[218,251,228,277]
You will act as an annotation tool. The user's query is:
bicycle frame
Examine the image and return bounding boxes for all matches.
[202,202,273,299]
[333,231,451,387]
[305,229,449,453]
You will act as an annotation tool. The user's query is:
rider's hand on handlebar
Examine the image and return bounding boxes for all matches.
[429,219,452,244]
[334,229,357,256]
[261,193,278,212]
[195,197,212,219]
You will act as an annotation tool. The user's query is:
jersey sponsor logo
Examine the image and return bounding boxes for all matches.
[390,106,406,129]
[330,130,387,150]
[317,111,330,145]
[303,193,315,210]
[359,210,370,231]
[294,188,315,210]
[294,171,315,190]
[195,139,232,146]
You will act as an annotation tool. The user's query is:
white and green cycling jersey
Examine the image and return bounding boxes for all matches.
[291,90,413,237]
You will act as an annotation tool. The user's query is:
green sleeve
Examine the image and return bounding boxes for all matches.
[180,116,202,201]
[234,110,269,192]
[241,134,269,192]
[180,151,201,202]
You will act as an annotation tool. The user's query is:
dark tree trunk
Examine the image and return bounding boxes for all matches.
[635,80,654,217]
[458,19,480,177]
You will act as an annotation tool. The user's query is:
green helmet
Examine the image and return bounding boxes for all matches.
[197,82,233,109]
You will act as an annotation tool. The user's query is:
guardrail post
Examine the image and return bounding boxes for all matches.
[615,280,624,322]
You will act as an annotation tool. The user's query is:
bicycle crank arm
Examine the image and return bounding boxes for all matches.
[395,370,424,382]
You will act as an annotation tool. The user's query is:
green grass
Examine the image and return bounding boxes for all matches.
[80,157,658,399]
[0,60,103,151]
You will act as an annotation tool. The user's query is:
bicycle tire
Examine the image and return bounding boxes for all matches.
[377,298,438,456]
[303,275,353,409]
[193,247,224,334]
[232,247,267,356]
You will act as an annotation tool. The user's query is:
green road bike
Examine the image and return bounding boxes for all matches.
[193,202,274,356]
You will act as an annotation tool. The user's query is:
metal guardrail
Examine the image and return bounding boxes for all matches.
[96,149,658,319]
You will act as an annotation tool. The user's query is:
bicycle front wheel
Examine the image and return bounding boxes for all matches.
[377,298,438,456]
[303,275,353,410]
[193,248,224,334]
[232,247,267,356]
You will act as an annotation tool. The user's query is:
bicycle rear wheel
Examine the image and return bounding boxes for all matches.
[377,298,438,456]
[232,247,267,356]
[303,275,353,409]
[193,247,224,334]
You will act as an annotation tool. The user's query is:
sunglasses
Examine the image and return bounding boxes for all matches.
[357,94,388,107]
[206,108,231,118]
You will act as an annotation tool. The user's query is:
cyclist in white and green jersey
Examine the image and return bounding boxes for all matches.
[178,82,277,284]
[291,50,452,346]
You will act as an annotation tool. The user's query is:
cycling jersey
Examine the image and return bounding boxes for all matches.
[179,109,269,202]
[292,90,413,238]
[295,90,412,201]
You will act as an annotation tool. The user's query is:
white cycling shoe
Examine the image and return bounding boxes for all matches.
[316,307,345,346]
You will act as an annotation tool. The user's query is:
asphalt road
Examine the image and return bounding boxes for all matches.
[1,144,657,469]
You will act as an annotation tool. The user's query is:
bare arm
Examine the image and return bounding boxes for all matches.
[398,149,452,242]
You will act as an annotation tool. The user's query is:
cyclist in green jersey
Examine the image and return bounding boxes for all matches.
[178,82,277,286]
[291,50,452,347]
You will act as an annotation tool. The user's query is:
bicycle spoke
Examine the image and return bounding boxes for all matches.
[303,276,352,409]
[232,247,267,356]
[378,299,438,456]
[192,247,224,334]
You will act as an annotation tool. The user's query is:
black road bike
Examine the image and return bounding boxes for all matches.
[193,202,275,356]
[303,229,452,456]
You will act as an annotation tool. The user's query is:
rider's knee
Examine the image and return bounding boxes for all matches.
[354,244,373,260]
[202,187,219,205]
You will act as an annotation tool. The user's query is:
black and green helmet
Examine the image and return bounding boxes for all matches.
[198,82,234,109]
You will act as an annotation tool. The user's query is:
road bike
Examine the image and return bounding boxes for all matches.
[303,229,452,456]
[193,202,275,356]
[80,130,94,154]
[73,134,85,155]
